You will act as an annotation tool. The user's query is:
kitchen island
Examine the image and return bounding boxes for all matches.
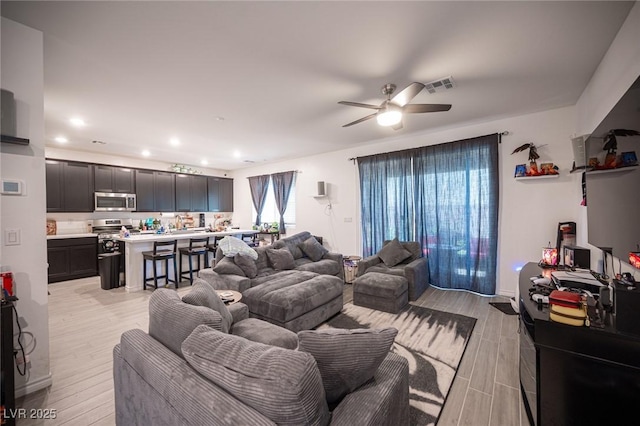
[114,229,257,291]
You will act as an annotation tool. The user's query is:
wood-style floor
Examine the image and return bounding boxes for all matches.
[16,277,528,426]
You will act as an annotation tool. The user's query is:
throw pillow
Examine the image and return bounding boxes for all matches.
[297,327,398,404]
[377,238,412,267]
[266,247,296,270]
[148,288,224,356]
[182,280,233,333]
[234,253,258,279]
[182,325,330,426]
[299,236,329,262]
[217,236,259,260]
[213,256,246,277]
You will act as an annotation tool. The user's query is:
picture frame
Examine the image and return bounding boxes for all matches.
[621,151,638,166]
[514,164,527,177]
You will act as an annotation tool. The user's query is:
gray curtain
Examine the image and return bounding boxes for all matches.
[271,171,295,234]
[248,174,271,226]
[413,134,499,295]
[357,133,499,295]
[357,151,414,256]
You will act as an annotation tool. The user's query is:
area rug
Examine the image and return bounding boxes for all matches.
[489,302,518,316]
[319,303,476,426]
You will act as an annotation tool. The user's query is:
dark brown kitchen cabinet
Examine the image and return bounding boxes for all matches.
[45,160,94,212]
[94,165,134,193]
[154,172,175,212]
[47,237,98,283]
[207,177,233,212]
[135,170,176,212]
[176,174,208,212]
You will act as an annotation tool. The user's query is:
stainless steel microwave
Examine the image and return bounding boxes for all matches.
[94,192,136,212]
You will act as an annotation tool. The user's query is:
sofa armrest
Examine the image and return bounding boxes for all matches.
[330,352,409,426]
[356,255,381,277]
[199,269,252,293]
[115,329,274,425]
[228,302,249,323]
[403,257,429,301]
[323,252,344,279]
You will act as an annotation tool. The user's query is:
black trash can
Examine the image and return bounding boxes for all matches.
[99,252,121,290]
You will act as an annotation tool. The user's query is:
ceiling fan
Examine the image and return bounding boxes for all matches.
[338,82,452,130]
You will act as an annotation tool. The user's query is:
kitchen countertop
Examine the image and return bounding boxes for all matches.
[114,229,257,243]
[47,233,97,239]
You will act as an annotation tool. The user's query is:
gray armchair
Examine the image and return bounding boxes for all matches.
[357,240,429,301]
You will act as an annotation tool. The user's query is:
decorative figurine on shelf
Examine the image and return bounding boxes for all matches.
[511,142,541,176]
[602,129,640,169]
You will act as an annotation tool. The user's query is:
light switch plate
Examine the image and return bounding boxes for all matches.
[4,228,21,246]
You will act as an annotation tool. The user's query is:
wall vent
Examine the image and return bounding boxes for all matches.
[425,76,456,94]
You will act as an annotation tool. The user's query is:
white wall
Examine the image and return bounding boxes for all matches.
[1,18,51,396]
[574,1,640,275]
[232,106,579,296]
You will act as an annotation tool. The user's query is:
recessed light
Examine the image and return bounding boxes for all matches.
[54,136,68,143]
[69,117,86,127]
[233,150,241,158]
[200,159,208,166]
[141,150,151,157]
[170,137,180,146]
[214,116,225,121]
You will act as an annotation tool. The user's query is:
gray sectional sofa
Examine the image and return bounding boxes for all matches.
[113,284,410,425]
[199,231,345,331]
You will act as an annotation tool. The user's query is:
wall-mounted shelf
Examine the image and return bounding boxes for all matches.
[1,134,29,145]
[570,165,638,174]
[312,195,327,198]
[587,165,638,175]
[515,174,560,180]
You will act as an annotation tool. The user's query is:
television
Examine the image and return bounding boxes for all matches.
[583,75,640,268]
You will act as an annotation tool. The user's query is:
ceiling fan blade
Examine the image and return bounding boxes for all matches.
[338,101,381,110]
[392,120,404,131]
[342,113,377,127]
[403,104,452,113]
[391,82,426,106]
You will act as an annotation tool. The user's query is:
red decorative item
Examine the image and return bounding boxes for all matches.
[542,247,558,266]
[630,252,640,269]
[1,272,14,297]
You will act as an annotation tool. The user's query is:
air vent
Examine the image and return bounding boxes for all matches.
[243,160,255,163]
[92,140,106,145]
[425,76,456,94]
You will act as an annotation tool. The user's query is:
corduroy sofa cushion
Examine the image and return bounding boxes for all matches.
[182,325,330,426]
[377,238,411,267]
[148,289,223,357]
[299,236,329,262]
[297,327,398,404]
[182,280,233,333]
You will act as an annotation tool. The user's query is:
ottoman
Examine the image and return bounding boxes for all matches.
[243,274,344,332]
[353,272,408,314]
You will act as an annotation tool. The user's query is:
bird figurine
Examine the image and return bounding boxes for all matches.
[511,143,540,162]
[602,129,639,168]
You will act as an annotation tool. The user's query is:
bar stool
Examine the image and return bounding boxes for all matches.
[242,233,259,247]
[206,236,223,267]
[179,236,210,285]
[143,240,178,290]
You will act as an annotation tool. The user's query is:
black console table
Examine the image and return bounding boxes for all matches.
[1,302,16,426]
[519,262,640,426]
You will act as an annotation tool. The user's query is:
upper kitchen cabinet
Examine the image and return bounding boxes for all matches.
[45,160,94,212]
[134,170,175,212]
[207,177,233,212]
[176,174,208,212]
[94,165,135,193]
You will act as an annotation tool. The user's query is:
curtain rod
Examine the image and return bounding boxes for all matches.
[348,131,510,162]
[246,170,302,179]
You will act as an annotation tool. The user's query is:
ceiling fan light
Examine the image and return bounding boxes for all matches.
[376,109,402,126]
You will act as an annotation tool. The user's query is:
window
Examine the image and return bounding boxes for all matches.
[252,177,296,226]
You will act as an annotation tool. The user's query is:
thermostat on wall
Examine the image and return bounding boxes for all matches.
[1,179,25,195]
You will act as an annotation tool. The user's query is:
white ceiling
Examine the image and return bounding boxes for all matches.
[1,1,634,170]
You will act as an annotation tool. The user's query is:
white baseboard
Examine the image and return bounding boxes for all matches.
[15,373,52,398]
